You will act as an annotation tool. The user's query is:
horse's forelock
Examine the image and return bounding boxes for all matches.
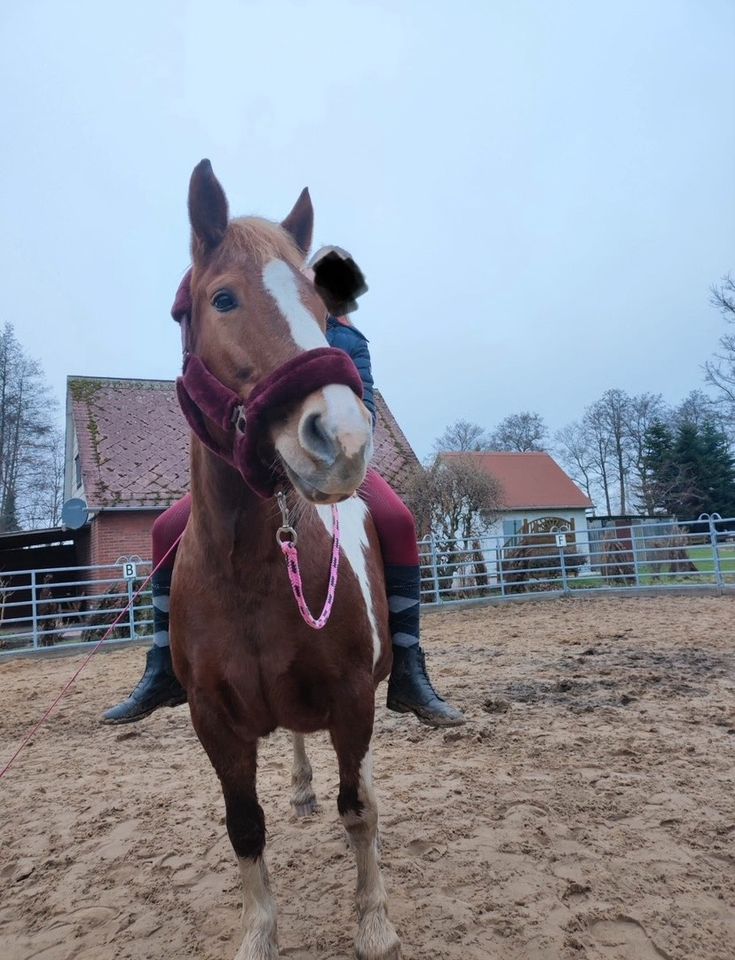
[223,217,306,270]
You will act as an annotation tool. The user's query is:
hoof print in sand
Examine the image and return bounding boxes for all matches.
[590,916,672,959]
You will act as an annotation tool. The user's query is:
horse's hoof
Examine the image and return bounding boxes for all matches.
[355,914,401,960]
[234,936,279,960]
[356,941,401,960]
[291,797,319,818]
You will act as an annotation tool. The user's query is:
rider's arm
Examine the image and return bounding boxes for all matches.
[327,321,376,428]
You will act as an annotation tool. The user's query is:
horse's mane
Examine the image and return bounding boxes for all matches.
[226,217,305,269]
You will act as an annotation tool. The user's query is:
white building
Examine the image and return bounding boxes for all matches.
[441,450,594,567]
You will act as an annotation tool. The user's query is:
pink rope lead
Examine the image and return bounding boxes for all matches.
[276,493,341,630]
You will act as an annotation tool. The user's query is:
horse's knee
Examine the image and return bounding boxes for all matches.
[225,792,266,860]
[338,782,364,820]
[338,779,379,836]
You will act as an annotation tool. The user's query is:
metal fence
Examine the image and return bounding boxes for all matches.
[1,515,733,656]
[0,560,153,656]
[418,512,735,605]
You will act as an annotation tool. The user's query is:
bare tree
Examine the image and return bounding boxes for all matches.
[432,419,492,455]
[488,411,548,452]
[582,404,614,514]
[404,454,504,595]
[558,390,640,515]
[672,389,722,430]
[558,379,730,518]
[625,393,668,514]
[0,323,59,531]
[554,421,597,504]
[705,274,735,412]
[586,389,632,514]
[20,427,65,528]
[404,454,504,543]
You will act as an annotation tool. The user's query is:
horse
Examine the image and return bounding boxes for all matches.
[169,159,401,960]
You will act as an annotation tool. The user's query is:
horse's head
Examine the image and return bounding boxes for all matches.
[184,160,373,504]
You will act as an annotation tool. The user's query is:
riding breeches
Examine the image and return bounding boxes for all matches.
[150,469,419,571]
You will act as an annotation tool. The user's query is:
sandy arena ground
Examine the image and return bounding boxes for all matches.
[1,594,734,960]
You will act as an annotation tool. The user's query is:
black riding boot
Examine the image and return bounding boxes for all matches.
[100,570,187,724]
[384,564,465,728]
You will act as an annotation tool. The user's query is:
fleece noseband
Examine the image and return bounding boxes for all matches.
[176,347,364,499]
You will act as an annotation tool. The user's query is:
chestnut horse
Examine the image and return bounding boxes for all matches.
[169,160,401,960]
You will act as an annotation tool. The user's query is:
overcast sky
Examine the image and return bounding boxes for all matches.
[2,0,733,460]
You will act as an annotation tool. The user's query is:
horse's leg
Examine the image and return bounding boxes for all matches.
[189,701,278,960]
[331,707,400,960]
[290,733,318,817]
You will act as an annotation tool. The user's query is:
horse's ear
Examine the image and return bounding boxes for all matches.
[309,246,368,315]
[281,187,313,256]
[188,159,229,255]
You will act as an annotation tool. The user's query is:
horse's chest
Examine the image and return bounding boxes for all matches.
[244,500,384,662]
[313,501,384,666]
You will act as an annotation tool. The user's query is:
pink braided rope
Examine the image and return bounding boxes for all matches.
[280,505,341,629]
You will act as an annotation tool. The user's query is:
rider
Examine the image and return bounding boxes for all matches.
[101,250,465,728]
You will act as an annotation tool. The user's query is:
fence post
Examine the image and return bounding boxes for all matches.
[429,535,441,604]
[704,513,724,590]
[559,543,569,594]
[30,570,39,650]
[631,526,641,587]
[553,533,570,594]
[127,577,136,640]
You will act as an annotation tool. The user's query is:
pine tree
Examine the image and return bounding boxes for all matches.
[640,421,677,514]
[672,422,707,517]
[643,416,735,519]
[698,421,735,516]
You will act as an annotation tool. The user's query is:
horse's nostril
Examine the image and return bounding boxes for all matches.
[302,412,337,464]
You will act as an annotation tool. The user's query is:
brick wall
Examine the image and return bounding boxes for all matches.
[89,510,162,569]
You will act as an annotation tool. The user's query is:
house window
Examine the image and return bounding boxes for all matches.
[74,453,82,488]
[503,518,522,541]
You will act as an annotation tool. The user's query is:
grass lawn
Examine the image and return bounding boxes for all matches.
[687,543,735,580]
[568,543,735,589]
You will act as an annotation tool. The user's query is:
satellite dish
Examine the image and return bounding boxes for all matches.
[61,498,89,530]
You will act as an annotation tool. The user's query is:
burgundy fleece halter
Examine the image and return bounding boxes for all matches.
[172,270,364,499]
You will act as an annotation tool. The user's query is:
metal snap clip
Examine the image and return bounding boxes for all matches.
[231,404,247,433]
[276,525,298,547]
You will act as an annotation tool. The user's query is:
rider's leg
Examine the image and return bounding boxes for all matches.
[100,495,192,724]
[359,470,465,727]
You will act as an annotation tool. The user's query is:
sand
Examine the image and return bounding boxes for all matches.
[1,594,734,960]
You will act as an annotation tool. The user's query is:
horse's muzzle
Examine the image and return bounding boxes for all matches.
[176,347,366,499]
[272,382,372,503]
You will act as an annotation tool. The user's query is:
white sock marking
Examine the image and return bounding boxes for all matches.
[344,746,400,954]
[315,499,381,667]
[262,259,328,351]
[360,748,374,790]
[237,856,278,955]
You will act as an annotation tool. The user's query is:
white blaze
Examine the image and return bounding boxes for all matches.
[315,499,381,667]
[262,259,328,350]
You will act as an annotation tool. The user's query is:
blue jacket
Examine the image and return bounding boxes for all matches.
[326,316,376,427]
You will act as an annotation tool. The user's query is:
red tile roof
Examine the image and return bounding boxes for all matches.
[441,451,593,510]
[68,376,420,510]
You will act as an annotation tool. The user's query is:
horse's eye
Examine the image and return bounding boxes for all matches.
[212,291,237,312]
